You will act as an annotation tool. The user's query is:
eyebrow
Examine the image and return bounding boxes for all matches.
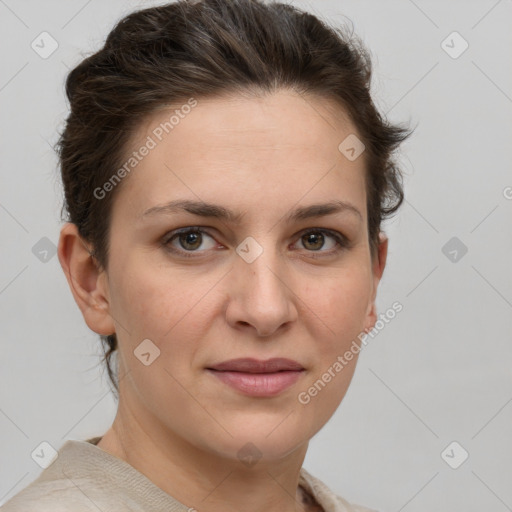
[139,199,363,224]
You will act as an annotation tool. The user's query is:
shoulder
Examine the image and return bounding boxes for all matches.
[1,438,183,512]
[299,467,379,512]
[1,438,117,512]
[0,479,101,512]
[335,496,379,512]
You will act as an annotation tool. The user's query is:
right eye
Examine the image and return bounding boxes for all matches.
[162,227,219,257]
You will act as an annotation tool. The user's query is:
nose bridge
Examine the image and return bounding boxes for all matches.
[228,232,296,335]
[236,233,287,298]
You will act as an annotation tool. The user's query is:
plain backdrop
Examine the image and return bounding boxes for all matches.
[1,0,511,510]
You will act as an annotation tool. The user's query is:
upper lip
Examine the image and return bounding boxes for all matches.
[207,358,304,373]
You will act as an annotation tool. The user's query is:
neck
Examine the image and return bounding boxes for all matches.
[97,394,312,512]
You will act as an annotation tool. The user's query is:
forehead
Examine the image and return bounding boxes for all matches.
[111,89,367,226]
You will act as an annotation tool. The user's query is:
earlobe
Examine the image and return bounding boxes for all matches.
[57,223,116,336]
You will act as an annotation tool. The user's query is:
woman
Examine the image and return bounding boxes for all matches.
[1,0,411,510]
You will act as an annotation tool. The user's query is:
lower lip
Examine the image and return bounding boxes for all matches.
[207,369,304,397]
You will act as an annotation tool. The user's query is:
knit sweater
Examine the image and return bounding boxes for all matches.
[1,436,377,512]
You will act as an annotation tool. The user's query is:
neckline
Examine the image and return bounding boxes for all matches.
[79,436,325,510]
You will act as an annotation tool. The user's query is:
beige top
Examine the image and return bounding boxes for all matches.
[1,436,377,512]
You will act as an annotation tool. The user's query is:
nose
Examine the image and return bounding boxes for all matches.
[225,245,298,338]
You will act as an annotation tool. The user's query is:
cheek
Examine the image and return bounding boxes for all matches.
[296,266,372,422]
[109,251,183,326]
[110,265,205,404]
[302,265,372,336]
[108,256,219,364]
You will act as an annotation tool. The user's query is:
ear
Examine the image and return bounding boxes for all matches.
[57,222,116,336]
[363,232,388,333]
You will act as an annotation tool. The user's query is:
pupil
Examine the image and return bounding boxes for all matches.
[182,232,201,250]
[305,232,323,250]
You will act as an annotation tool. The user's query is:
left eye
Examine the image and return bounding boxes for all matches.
[162,227,348,258]
[297,230,339,252]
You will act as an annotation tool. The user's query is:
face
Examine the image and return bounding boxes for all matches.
[78,89,386,463]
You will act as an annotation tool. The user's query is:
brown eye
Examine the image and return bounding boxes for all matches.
[162,227,349,260]
[163,228,217,257]
[297,229,344,254]
[178,230,202,250]
[302,232,326,251]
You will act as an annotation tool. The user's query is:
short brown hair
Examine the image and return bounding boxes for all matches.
[57,0,412,398]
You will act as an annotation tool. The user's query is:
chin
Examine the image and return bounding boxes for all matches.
[193,415,313,465]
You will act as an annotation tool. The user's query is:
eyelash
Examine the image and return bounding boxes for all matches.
[161,227,350,259]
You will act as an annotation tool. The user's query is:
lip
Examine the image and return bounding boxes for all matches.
[208,357,304,373]
[206,358,305,397]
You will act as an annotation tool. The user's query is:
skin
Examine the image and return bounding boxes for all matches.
[58,89,387,512]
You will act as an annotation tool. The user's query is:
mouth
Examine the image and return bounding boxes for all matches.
[206,358,305,397]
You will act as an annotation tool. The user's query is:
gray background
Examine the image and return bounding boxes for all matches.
[1,0,511,510]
